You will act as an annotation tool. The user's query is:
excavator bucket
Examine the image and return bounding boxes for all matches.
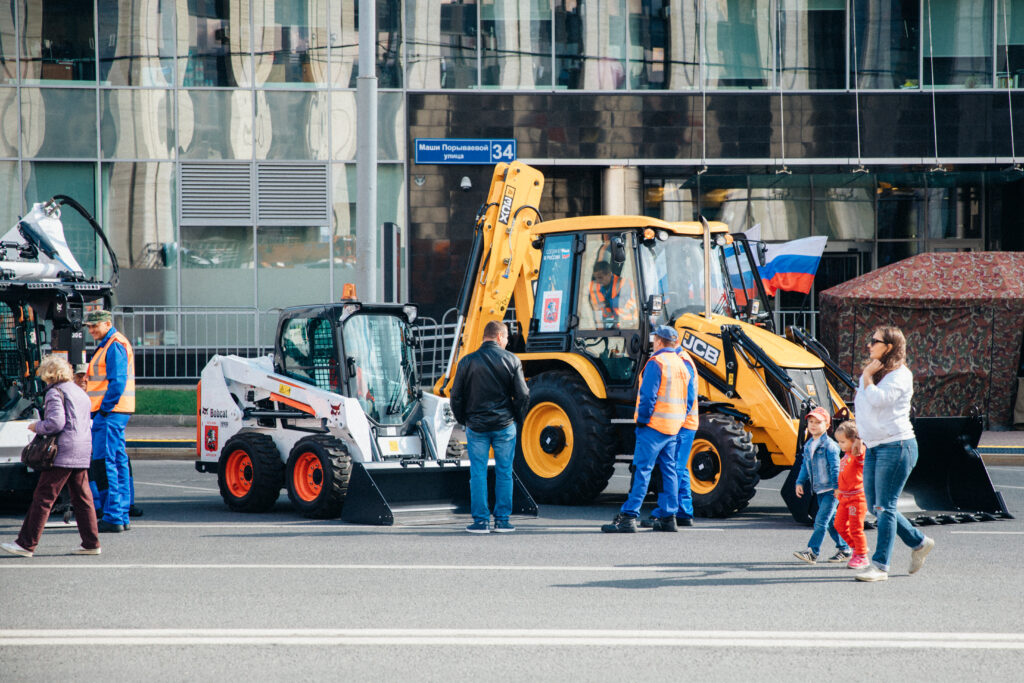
[340,461,539,526]
[902,416,1013,525]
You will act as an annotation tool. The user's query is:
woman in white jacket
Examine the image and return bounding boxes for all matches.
[853,326,935,582]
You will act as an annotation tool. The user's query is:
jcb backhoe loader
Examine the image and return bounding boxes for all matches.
[436,161,1010,524]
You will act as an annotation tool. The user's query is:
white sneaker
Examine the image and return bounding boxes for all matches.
[909,536,935,575]
[855,565,889,582]
[1,541,33,558]
[74,545,101,555]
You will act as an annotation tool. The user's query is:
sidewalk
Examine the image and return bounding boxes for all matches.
[126,415,1024,466]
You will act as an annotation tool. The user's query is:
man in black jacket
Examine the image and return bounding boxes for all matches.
[450,321,530,534]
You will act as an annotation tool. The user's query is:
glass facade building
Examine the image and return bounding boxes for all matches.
[2,1,1023,329]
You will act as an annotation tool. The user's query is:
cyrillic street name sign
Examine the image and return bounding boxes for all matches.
[414,138,517,164]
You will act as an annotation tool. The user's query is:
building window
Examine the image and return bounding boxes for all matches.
[703,0,773,89]
[97,0,176,87]
[997,0,1024,89]
[778,0,846,90]
[850,0,920,89]
[556,0,626,90]
[405,0,478,89]
[20,0,96,83]
[481,0,552,89]
[923,0,993,89]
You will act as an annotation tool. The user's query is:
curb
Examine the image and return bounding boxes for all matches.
[131,414,196,427]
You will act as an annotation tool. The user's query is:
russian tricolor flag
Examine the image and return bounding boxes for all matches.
[743,226,827,296]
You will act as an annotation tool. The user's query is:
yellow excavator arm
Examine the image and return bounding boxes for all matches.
[434,161,545,397]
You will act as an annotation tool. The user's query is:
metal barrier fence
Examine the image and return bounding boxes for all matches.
[114,305,822,383]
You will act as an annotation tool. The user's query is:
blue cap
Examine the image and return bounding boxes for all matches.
[654,325,678,342]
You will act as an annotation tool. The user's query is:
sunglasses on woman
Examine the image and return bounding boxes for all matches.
[867,338,886,348]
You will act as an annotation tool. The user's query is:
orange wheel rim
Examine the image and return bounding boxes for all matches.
[225,450,253,498]
[293,452,323,502]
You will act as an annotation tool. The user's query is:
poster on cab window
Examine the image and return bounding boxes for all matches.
[539,290,563,333]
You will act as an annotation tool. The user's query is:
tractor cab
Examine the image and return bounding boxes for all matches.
[525,217,770,397]
[273,301,421,434]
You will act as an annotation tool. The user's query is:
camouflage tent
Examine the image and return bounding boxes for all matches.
[819,252,1024,427]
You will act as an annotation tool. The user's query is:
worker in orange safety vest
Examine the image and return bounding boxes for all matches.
[589,261,638,329]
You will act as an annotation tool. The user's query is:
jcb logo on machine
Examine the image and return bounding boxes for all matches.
[681,332,720,366]
[277,383,292,396]
[498,187,516,225]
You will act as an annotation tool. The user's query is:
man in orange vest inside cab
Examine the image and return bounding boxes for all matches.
[589,261,638,329]
[602,325,687,533]
[85,310,137,533]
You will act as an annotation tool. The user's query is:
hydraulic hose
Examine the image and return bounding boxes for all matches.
[50,194,120,288]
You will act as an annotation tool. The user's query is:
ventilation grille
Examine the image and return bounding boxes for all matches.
[257,164,329,225]
[180,163,252,225]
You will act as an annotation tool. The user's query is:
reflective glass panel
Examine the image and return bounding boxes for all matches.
[703,0,772,89]
[342,313,420,425]
[98,0,176,86]
[481,0,552,89]
[180,225,255,307]
[557,0,626,90]
[876,173,925,239]
[329,0,357,87]
[179,89,253,159]
[257,225,331,308]
[23,162,98,274]
[923,0,992,88]
[254,90,329,160]
[778,0,845,89]
[20,88,98,159]
[101,89,174,159]
[812,174,875,240]
[0,88,17,155]
[378,91,404,160]
[925,173,983,240]
[0,4,16,83]
[850,0,920,89]
[997,0,1024,88]
[331,162,357,293]
[699,176,749,228]
[628,0,698,90]
[375,0,403,87]
[405,0,478,89]
[253,0,328,88]
[877,239,921,267]
[330,90,356,160]
[181,0,250,87]
[0,162,18,228]
[19,0,96,83]
[749,175,811,240]
[100,162,177,305]
[643,176,697,221]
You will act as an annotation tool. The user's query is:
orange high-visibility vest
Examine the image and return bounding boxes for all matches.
[589,275,638,326]
[635,351,688,435]
[87,331,135,413]
[678,348,700,430]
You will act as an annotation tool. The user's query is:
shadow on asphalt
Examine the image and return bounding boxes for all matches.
[552,561,861,589]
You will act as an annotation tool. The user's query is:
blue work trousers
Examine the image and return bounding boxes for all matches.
[864,438,925,571]
[622,426,678,518]
[466,424,517,524]
[89,412,132,525]
[651,427,695,519]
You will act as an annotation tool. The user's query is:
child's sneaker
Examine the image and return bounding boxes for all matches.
[793,549,817,564]
[847,553,870,569]
[826,549,852,563]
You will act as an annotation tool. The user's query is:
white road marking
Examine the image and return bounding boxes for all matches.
[0,628,1021,649]
[31,522,725,532]
[993,484,1024,490]
[0,563,726,571]
[133,481,218,492]
[949,530,1024,535]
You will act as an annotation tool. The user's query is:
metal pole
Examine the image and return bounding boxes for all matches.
[356,0,378,301]
[700,216,713,318]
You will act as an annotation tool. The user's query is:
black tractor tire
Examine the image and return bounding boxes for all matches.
[285,435,352,519]
[218,433,283,513]
[688,413,760,518]
[514,372,616,505]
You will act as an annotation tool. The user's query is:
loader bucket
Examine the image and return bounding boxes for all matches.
[340,461,539,526]
[902,416,1012,523]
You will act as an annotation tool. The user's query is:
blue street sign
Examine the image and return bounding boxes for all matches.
[414,138,517,165]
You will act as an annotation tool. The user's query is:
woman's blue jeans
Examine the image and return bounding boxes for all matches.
[466,424,517,524]
[864,438,925,571]
[807,490,848,555]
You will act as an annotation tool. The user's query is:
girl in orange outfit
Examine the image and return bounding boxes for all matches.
[833,421,869,569]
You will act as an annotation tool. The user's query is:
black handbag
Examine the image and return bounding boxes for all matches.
[20,388,69,471]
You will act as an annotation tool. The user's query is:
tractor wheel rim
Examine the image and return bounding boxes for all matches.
[689,438,721,495]
[293,452,323,502]
[225,450,253,498]
[522,402,574,478]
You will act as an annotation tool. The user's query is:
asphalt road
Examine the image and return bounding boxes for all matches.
[1,462,1022,682]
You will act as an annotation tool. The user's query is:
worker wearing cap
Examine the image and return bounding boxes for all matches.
[84,310,136,533]
[602,325,686,533]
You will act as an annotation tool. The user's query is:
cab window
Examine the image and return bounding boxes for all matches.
[577,233,640,331]
[279,316,339,392]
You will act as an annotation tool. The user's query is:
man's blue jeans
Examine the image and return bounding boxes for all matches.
[806,490,848,555]
[623,426,678,518]
[864,438,925,571]
[466,424,517,524]
[651,427,695,519]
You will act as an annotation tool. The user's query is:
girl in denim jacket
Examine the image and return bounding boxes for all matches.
[792,407,851,565]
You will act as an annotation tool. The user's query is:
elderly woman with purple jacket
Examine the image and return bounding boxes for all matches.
[1,355,99,557]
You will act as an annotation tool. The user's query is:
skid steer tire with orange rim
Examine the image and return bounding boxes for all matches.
[285,435,351,519]
[514,372,616,505]
[689,413,760,518]
[217,433,283,513]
